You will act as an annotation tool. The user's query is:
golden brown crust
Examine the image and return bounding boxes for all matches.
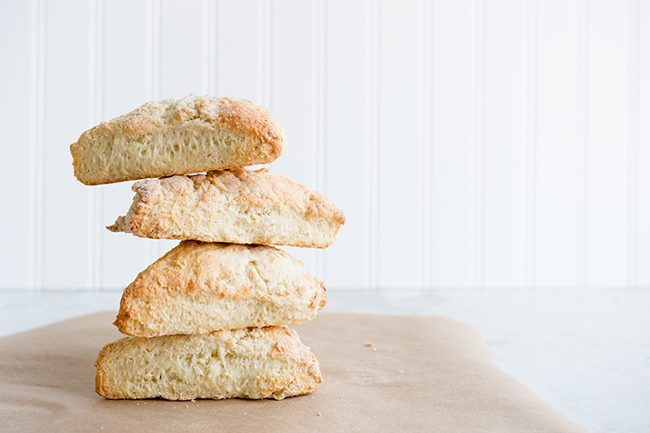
[215,98,284,156]
[95,326,321,400]
[114,241,327,337]
[70,96,285,185]
[108,168,345,248]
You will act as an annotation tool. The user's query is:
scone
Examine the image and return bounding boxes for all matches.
[70,96,284,185]
[108,168,345,248]
[115,241,327,337]
[95,326,321,400]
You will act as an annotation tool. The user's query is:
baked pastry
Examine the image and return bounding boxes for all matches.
[70,96,284,185]
[115,240,326,337]
[95,326,321,400]
[108,168,345,248]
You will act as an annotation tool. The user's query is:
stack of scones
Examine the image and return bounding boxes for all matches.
[70,95,344,400]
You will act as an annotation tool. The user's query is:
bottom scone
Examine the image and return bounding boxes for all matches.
[95,326,321,400]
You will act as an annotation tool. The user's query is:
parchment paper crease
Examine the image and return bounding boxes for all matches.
[0,312,585,433]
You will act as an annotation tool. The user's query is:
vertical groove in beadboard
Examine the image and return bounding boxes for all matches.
[29,0,46,291]
[211,0,218,95]
[203,0,218,95]
[471,0,486,290]
[202,0,209,93]
[419,0,434,288]
[88,0,105,290]
[145,0,161,262]
[525,0,539,289]
[311,0,327,280]
[366,0,380,289]
[627,0,640,289]
[28,0,36,290]
[258,0,272,107]
[97,0,106,289]
[576,0,589,288]
[87,0,94,290]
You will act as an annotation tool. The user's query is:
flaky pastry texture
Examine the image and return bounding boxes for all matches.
[71,95,284,185]
[95,326,321,400]
[115,241,326,337]
[108,168,345,248]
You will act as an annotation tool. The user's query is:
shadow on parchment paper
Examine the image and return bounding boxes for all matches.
[0,312,586,433]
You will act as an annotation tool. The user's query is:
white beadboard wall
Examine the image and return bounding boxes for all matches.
[0,0,649,291]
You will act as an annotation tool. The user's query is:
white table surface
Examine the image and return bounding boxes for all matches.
[1,289,648,433]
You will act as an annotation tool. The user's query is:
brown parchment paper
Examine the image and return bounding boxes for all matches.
[0,312,585,433]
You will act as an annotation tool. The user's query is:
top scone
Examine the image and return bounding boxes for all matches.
[70,96,285,185]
